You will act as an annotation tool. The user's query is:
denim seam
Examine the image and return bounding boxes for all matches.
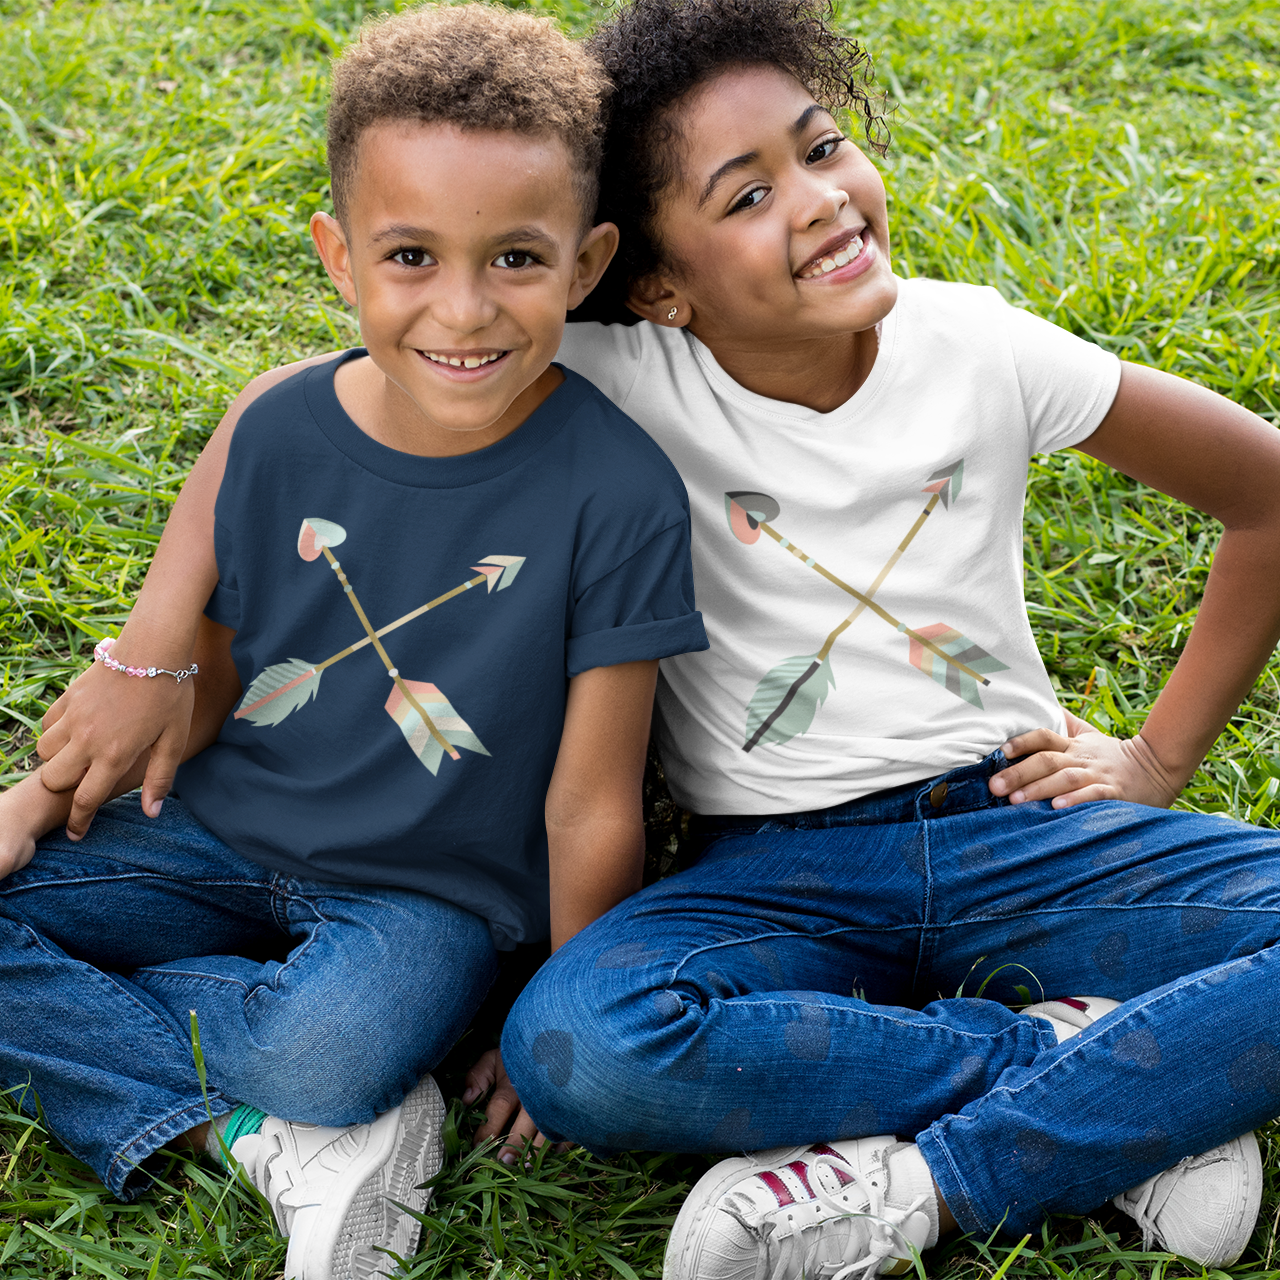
[911,821,936,997]
[0,872,273,898]
[694,995,1042,1046]
[915,1128,983,1235]
[132,969,252,992]
[932,902,1280,927]
[107,1094,234,1198]
[667,922,919,981]
[242,892,330,1009]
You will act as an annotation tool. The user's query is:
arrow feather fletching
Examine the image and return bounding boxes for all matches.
[235,659,321,726]
[386,680,490,775]
[903,623,1008,708]
[743,653,836,751]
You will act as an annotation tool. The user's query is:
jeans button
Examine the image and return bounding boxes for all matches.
[929,781,949,809]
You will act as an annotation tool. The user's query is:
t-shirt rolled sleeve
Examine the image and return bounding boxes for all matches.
[203,580,241,630]
[567,521,708,677]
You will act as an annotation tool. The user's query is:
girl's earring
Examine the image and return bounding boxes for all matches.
[667,307,678,321]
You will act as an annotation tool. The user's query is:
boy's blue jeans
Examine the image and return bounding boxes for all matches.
[0,794,497,1199]
[504,750,1280,1237]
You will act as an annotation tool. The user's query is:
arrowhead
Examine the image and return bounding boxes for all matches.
[922,460,964,509]
[475,555,525,590]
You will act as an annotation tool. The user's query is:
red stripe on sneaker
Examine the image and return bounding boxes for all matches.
[1059,998,1088,1011]
[786,1161,816,1198]
[809,1145,855,1185]
[758,1171,795,1207]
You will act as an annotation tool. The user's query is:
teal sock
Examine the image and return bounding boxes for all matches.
[205,1104,268,1166]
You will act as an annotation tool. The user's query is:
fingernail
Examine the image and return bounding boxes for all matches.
[1001,742,1014,753]
[990,777,1005,794]
[148,800,163,818]
[1010,791,1024,804]
[500,1151,516,1166]
[462,1089,477,1103]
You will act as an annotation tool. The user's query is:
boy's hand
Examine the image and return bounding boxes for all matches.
[38,662,194,838]
[989,711,1181,809]
[464,1048,564,1163]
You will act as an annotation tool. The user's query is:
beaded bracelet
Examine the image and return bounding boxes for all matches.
[93,637,199,684]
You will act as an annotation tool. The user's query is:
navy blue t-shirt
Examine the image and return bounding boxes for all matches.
[176,351,707,947]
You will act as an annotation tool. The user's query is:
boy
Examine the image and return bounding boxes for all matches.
[0,7,706,1280]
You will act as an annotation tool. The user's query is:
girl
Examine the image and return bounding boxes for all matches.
[33,0,1280,1274]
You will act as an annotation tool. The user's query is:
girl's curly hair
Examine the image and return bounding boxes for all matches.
[573,0,889,324]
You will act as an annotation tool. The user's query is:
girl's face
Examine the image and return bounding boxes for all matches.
[636,65,898,354]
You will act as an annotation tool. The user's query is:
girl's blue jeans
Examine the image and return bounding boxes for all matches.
[0,794,498,1199]
[504,750,1280,1237]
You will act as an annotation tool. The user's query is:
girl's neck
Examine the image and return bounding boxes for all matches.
[693,325,879,414]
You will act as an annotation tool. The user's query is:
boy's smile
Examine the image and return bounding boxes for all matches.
[311,121,615,457]
[632,65,897,412]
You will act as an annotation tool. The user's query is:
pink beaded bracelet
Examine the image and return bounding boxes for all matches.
[93,637,199,684]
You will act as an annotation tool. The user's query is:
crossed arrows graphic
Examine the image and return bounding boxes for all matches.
[726,461,1008,752]
[233,517,524,775]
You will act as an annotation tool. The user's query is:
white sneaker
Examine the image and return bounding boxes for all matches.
[1025,996,1262,1266]
[663,1137,935,1280]
[1113,1135,1262,1266]
[230,1074,445,1280]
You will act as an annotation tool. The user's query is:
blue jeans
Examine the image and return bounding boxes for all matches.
[503,751,1280,1236]
[0,794,497,1199]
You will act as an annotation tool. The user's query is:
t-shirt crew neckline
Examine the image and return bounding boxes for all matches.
[684,292,899,426]
[303,348,589,489]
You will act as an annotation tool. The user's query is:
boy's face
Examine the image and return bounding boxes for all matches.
[636,66,897,354]
[311,121,615,454]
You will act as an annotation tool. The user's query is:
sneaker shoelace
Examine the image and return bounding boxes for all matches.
[1120,1150,1229,1248]
[759,1154,927,1280]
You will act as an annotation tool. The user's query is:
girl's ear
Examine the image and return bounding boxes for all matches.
[310,212,358,307]
[627,272,692,328]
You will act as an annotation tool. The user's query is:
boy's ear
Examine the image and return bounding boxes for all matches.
[627,271,692,328]
[310,212,358,307]
[566,221,620,311]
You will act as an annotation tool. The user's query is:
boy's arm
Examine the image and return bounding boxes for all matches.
[1,615,241,877]
[37,354,339,839]
[467,658,659,1155]
[991,360,1280,807]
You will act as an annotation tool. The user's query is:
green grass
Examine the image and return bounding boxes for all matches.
[2,0,1280,1275]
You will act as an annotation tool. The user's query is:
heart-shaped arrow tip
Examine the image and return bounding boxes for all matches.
[470,555,525,593]
[725,491,780,545]
[298,517,348,562]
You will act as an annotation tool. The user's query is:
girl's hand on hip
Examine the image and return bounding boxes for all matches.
[988,711,1181,809]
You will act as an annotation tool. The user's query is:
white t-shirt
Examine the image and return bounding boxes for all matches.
[557,276,1122,815]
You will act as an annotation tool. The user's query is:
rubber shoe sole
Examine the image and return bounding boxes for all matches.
[287,1075,446,1280]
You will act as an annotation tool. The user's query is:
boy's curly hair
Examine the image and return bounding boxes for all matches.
[328,3,610,228]
[575,0,889,323]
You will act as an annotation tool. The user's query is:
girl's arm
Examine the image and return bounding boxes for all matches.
[465,658,658,1158]
[991,360,1280,808]
[36,354,339,839]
